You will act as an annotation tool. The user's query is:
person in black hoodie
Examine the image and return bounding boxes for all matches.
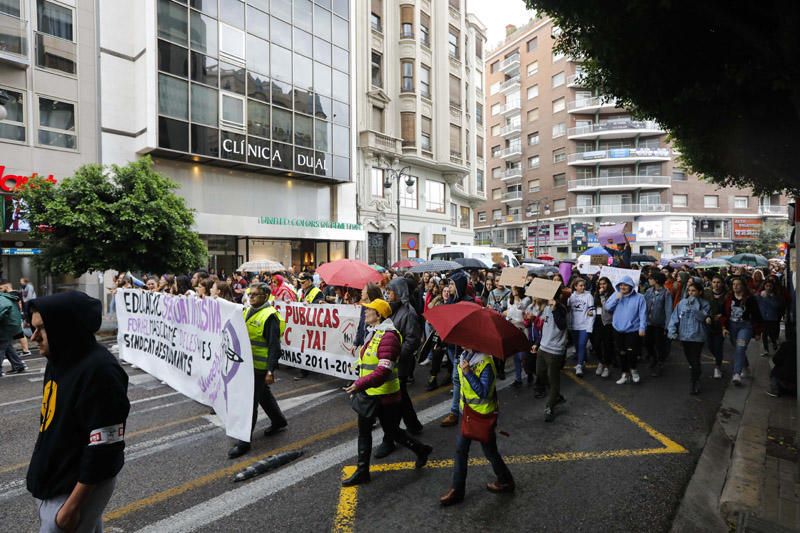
[26,291,130,533]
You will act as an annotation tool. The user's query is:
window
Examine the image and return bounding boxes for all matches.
[671,169,687,181]
[528,179,540,193]
[159,74,188,119]
[372,106,384,131]
[527,108,539,122]
[36,0,76,74]
[734,196,748,209]
[491,103,502,116]
[370,0,382,32]
[475,38,483,59]
[476,135,484,159]
[528,155,540,169]
[526,37,537,52]
[449,0,459,11]
[492,209,502,221]
[0,88,25,142]
[526,61,538,77]
[552,49,565,62]
[401,112,415,146]
[553,148,566,164]
[37,96,76,149]
[704,195,719,208]
[420,12,430,46]
[476,103,483,125]
[370,51,382,88]
[448,26,459,59]
[551,122,565,138]
[526,84,539,100]
[401,60,414,92]
[221,92,245,130]
[673,194,688,207]
[552,71,565,88]
[552,97,565,113]
[400,176,418,208]
[420,64,431,97]
[371,167,384,197]
[219,23,245,61]
[449,202,458,225]
[158,0,187,44]
[553,198,566,212]
[492,188,501,200]
[191,84,218,126]
[1,0,21,17]
[449,124,461,158]
[421,116,432,151]
[478,211,487,223]
[491,124,500,137]
[400,5,413,38]
[449,75,461,108]
[553,173,566,186]
[477,169,484,193]
[528,132,539,146]
[426,180,446,213]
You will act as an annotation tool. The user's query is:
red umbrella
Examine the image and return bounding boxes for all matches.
[423,302,529,358]
[537,254,555,261]
[391,259,417,269]
[316,259,382,289]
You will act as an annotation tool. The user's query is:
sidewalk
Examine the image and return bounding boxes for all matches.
[98,314,118,338]
[673,345,799,532]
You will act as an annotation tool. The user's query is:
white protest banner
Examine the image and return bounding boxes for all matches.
[116,290,254,442]
[599,266,642,292]
[273,302,361,380]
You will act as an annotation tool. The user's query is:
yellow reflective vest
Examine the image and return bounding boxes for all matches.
[458,354,498,414]
[358,327,402,396]
[303,286,322,303]
[243,305,286,371]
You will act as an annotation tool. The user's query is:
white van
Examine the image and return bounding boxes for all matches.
[429,245,520,268]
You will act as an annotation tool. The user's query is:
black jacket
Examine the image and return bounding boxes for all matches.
[387,279,422,377]
[26,291,130,500]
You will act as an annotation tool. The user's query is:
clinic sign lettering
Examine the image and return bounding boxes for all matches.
[220,139,328,173]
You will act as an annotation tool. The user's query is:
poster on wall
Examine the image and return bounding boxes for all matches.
[732,218,762,240]
[553,223,569,242]
[669,220,690,240]
[637,220,663,241]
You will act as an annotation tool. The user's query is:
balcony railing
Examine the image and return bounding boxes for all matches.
[400,29,414,39]
[569,203,669,216]
[501,167,522,180]
[759,205,788,216]
[497,146,522,159]
[567,147,672,164]
[0,13,28,64]
[502,191,523,202]
[568,176,671,190]
[499,76,520,92]
[358,130,402,155]
[696,231,730,239]
[503,213,524,223]
[566,73,584,87]
[499,100,521,115]
[567,96,618,112]
[568,120,664,138]
[499,124,521,137]
[500,54,520,72]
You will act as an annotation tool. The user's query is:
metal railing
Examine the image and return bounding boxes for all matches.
[566,73,584,87]
[499,76,520,92]
[501,167,522,180]
[567,95,617,112]
[567,120,663,138]
[759,205,788,216]
[499,100,521,114]
[569,203,669,216]
[568,176,671,189]
[500,55,520,71]
[499,124,521,136]
[497,146,522,158]
[567,147,671,163]
[502,190,523,201]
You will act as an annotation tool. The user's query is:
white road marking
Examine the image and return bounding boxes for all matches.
[0,368,45,379]
[129,374,157,386]
[201,388,339,428]
[27,377,43,383]
[132,399,193,415]
[129,391,180,405]
[0,395,40,407]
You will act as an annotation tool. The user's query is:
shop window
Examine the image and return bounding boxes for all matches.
[0,88,25,142]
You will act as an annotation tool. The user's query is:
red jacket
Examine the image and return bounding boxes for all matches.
[353,326,401,405]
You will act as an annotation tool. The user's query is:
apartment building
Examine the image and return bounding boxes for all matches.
[356,0,486,265]
[476,17,788,259]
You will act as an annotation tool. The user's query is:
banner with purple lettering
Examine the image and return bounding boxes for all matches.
[115,290,254,442]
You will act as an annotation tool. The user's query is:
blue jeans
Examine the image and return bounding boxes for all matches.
[707,332,725,367]
[449,346,460,416]
[570,329,590,366]
[728,321,753,375]
[452,429,512,494]
[513,352,527,382]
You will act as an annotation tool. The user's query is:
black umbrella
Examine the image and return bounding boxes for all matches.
[409,259,462,273]
[630,254,658,264]
[453,257,486,270]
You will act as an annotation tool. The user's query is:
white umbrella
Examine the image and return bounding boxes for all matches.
[238,260,286,273]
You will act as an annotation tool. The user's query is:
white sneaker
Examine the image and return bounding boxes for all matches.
[631,369,641,384]
[419,357,431,367]
[595,363,604,376]
[732,373,742,386]
[575,364,584,377]
[601,367,610,378]
[616,373,630,385]
[713,367,723,379]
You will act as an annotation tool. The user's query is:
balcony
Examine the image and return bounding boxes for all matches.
[497,145,522,160]
[499,100,521,116]
[566,73,584,87]
[499,76,520,94]
[502,213,524,223]
[567,120,664,140]
[569,203,670,217]
[568,175,671,191]
[567,147,672,166]
[0,13,28,67]
[499,123,521,138]
[501,190,523,203]
[500,54,520,75]
[759,205,788,217]
[567,96,619,114]
[450,150,463,165]
[358,130,402,156]
[501,167,523,182]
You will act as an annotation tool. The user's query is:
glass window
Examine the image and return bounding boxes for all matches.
[332,69,348,103]
[315,119,330,151]
[332,14,348,49]
[159,116,189,151]
[527,61,538,76]
[190,0,217,17]
[552,122,565,137]
[401,61,413,93]
[294,27,312,57]
[270,15,291,49]
[0,89,25,142]
[191,51,218,86]
[528,155,539,168]
[247,71,269,101]
[38,97,76,149]
[553,199,566,212]
[332,0,348,18]
[191,83,217,126]
[246,6,268,39]
[190,124,219,156]
[314,4,331,41]
[332,100,348,126]
[333,124,348,156]
[553,172,566,186]
[420,65,430,97]
[38,0,73,40]
[246,34,268,74]
[0,0,21,17]
[333,155,349,181]
[314,61,331,97]
[734,196,748,209]
[293,53,313,89]
[400,176,418,209]
[315,95,331,120]
[219,62,245,94]
[271,0,292,22]
[271,79,292,108]
[332,46,348,73]
[272,107,292,142]
[271,44,291,82]
[421,116,431,151]
[371,51,382,88]
[158,0,188,44]
[247,0,268,10]
[247,99,269,137]
[552,71,565,88]
[448,28,459,58]
[294,0,312,31]
[426,180,445,213]
[219,23,244,59]
[220,92,245,128]
[190,11,217,56]
[527,37,537,52]
[527,84,538,99]
[220,130,246,161]
[552,97,565,113]
[159,73,188,119]
[219,0,244,29]
[295,113,313,147]
[159,40,189,77]
[704,195,719,208]
[314,36,331,65]
[673,194,688,207]
[293,87,312,114]
[371,167,384,198]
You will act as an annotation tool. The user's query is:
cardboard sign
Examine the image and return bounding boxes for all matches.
[498,267,529,288]
[525,278,562,301]
[590,255,608,266]
[599,266,642,292]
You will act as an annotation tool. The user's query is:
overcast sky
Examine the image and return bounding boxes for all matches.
[468,0,538,52]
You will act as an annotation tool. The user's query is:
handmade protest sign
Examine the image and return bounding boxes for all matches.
[598,223,630,245]
[590,255,609,266]
[525,278,563,301]
[599,266,642,292]
[116,290,254,442]
[498,267,529,288]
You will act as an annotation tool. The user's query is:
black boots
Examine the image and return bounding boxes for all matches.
[691,380,701,395]
[342,436,372,486]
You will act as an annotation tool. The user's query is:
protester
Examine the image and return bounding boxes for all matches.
[643,272,673,377]
[757,279,784,358]
[342,299,432,486]
[506,286,531,387]
[295,272,324,380]
[211,280,235,302]
[591,277,615,378]
[26,292,130,533]
[567,278,594,377]
[0,279,27,375]
[721,277,763,386]
[604,276,647,385]
[703,275,728,379]
[668,282,711,394]
[533,294,568,421]
[271,274,298,303]
[441,270,477,427]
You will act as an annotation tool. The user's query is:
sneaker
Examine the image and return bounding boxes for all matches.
[761,351,770,358]
[595,363,604,376]
[713,367,723,379]
[631,369,641,384]
[512,380,523,388]
[21,351,32,357]
[420,357,432,367]
[601,367,610,378]
[732,373,742,386]
[544,407,554,422]
[575,364,584,377]
[766,385,779,397]
[616,373,630,385]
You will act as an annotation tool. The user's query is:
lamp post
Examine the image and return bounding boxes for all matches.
[533,197,550,258]
[382,165,413,263]
[0,90,9,121]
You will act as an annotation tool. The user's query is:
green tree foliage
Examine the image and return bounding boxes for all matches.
[525,1,800,195]
[18,157,207,275]
[735,223,788,257]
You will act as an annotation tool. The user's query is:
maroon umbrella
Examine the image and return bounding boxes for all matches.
[316,259,383,289]
[423,302,530,358]
[391,259,417,269]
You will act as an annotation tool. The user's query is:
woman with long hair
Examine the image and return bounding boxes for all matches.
[211,280,235,301]
[506,285,532,387]
[668,281,711,395]
[567,278,594,377]
[591,277,615,378]
[721,277,763,386]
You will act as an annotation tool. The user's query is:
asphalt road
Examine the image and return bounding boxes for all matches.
[0,337,737,532]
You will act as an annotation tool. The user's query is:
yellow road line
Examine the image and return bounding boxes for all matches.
[333,466,358,533]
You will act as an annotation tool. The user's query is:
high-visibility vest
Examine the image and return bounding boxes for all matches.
[243,306,286,371]
[458,354,498,414]
[303,286,322,304]
[358,328,402,396]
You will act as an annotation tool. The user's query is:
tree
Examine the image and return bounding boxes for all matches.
[525,1,800,195]
[18,157,207,275]
[735,222,788,257]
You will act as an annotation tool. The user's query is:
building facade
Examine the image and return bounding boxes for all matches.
[476,18,788,259]
[355,0,486,265]
[99,0,362,275]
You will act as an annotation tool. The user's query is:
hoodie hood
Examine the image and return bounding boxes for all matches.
[30,291,101,365]
[273,274,284,286]
[0,291,19,303]
[387,278,410,305]
[615,275,636,290]
[449,271,469,301]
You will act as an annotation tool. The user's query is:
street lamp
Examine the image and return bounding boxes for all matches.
[0,90,9,121]
[381,165,413,263]
[533,197,550,258]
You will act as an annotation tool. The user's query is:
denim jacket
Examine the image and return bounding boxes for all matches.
[668,296,710,342]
